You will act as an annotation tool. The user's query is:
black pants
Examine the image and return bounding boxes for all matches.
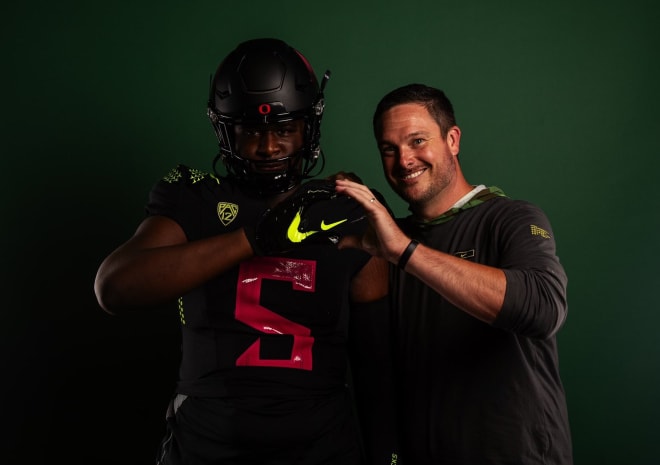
[156,390,364,465]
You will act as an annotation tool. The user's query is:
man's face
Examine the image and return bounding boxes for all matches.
[235,119,305,173]
[376,103,460,208]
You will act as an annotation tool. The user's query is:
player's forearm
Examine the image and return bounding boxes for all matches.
[404,242,506,323]
[95,230,253,314]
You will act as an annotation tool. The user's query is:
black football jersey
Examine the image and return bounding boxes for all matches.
[146,165,373,398]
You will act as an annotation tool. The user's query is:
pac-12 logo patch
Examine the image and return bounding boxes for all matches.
[217,202,238,226]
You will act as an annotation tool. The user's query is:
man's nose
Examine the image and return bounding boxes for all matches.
[257,131,279,157]
[398,145,415,167]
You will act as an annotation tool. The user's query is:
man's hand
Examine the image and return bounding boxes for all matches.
[325,171,363,183]
[335,178,409,263]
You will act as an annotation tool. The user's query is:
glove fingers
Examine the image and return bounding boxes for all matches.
[254,179,367,254]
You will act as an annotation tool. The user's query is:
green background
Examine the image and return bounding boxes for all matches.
[3,0,659,463]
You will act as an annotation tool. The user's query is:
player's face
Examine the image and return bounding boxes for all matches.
[376,103,461,208]
[235,119,305,172]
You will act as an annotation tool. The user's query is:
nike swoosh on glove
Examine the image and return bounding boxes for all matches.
[247,179,368,255]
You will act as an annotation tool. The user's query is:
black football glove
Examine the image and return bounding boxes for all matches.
[246,179,368,256]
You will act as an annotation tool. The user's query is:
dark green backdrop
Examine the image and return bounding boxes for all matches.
[3,1,659,463]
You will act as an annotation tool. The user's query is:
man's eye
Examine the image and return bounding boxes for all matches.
[380,146,396,156]
[413,138,425,146]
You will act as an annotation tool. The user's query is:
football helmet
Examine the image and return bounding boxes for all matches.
[207,38,330,196]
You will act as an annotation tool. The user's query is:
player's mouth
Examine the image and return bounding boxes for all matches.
[253,159,289,173]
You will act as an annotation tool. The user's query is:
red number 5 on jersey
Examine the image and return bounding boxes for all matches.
[235,257,316,370]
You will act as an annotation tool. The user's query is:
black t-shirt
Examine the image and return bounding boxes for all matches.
[392,188,572,465]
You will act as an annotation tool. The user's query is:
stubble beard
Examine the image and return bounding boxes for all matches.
[396,155,456,212]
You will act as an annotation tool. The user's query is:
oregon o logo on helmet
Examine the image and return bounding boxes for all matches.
[258,103,271,115]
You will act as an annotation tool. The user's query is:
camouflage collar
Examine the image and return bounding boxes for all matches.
[408,186,507,226]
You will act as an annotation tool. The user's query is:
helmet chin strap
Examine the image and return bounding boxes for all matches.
[212,145,325,197]
[213,149,302,197]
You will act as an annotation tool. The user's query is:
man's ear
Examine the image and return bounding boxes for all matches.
[447,126,461,156]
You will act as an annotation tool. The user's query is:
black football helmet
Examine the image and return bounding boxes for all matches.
[207,38,330,196]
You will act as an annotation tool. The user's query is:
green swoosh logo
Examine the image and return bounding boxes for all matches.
[286,210,349,243]
[287,209,319,243]
[321,219,347,230]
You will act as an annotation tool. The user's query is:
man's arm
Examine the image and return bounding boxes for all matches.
[336,179,568,338]
[94,215,254,315]
[336,179,506,325]
[403,244,506,323]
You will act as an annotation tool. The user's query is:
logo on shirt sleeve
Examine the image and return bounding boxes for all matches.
[530,224,551,239]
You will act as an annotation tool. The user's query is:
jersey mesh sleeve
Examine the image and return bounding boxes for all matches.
[145,165,207,233]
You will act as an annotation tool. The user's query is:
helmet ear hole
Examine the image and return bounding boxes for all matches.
[207,38,329,196]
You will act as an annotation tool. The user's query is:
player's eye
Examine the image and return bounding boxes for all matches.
[276,124,299,137]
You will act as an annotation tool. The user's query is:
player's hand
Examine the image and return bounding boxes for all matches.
[248,179,367,255]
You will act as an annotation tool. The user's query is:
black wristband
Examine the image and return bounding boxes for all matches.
[397,239,419,269]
